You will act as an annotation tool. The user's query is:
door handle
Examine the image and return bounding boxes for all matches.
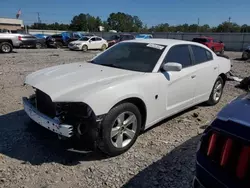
[214,67,218,70]
[191,75,196,79]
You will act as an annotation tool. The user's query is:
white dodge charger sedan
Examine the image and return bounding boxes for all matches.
[68,36,108,51]
[22,39,231,156]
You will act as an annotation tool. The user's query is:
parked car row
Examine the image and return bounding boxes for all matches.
[67,33,155,52]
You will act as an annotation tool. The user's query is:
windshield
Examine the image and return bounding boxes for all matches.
[91,42,166,72]
[79,37,90,41]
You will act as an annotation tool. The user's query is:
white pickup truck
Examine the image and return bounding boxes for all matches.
[0,33,22,53]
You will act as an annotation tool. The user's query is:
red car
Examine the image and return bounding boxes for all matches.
[192,37,225,54]
[107,34,135,48]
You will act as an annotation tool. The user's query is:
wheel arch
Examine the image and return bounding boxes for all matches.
[219,73,227,86]
[111,97,147,131]
[0,39,13,46]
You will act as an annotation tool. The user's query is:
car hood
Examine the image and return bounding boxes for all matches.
[25,62,142,101]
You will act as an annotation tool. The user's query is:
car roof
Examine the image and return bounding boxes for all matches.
[122,38,206,47]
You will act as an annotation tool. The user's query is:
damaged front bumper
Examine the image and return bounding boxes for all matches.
[22,97,74,137]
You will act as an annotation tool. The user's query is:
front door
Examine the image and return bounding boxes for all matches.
[162,44,196,116]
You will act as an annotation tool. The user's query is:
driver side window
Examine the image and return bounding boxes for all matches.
[164,45,192,68]
[90,37,96,41]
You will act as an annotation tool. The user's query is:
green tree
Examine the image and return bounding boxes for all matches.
[107,12,143,32]
[69,13,88,31]
[216,22,241,32]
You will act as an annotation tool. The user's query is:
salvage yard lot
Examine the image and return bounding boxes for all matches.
[0,49,249,188]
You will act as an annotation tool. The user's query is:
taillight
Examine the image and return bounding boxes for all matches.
[18,36,22,41]
[207,133,218,156]
[236,146,250,179]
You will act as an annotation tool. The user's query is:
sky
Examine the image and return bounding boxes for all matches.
[0,0,249,27]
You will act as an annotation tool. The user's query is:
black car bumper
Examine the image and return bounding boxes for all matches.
[20,41,36,48]
[194,162,228,188]
[193,176,206,188]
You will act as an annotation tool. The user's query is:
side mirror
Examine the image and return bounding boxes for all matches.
[162,62,182,72]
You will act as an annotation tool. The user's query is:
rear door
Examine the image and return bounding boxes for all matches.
[95,37,104,48]
[190,44,219,103]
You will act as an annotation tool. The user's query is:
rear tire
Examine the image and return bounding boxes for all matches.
[36,42,42,49]
[206,76,224,106]
[98,103,141,156]
[101,44,107,51]
[220,47,224,55]
[0,42,13,53]
[242,52,249,60]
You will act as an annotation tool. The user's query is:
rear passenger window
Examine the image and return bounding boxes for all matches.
[191,45,212,64]
[165,45,192,68]
[206,50,213,61]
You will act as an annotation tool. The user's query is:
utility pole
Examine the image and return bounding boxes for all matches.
[228,17,231,32]
[197,18,200,32]
[37,12,41,24]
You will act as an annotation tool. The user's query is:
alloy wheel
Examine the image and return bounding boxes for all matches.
[213,80,223,102]
[2,44,11,53]
[110,111,137,148]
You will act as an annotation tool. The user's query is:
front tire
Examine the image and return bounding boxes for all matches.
[0,42,13,53]
[206,76,224,105]
[55,42,63,49]
[98,103,141,156]
[82,45,88,52]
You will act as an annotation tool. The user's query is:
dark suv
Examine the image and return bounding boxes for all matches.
[107,34,135,48]
[46,34,66,48]
[194,92,250,188]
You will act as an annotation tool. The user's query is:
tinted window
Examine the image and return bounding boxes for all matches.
[90,37,96,41]
[191,45,210,64]
[120,35,133,40]
[192,38,208,43]
[110,35,119,40]
[206,50,213,60]
[165,45,192,68]
[79,37,90,41]
[91,42,166,72]
[95,37,102,41]
[128,35,135,39]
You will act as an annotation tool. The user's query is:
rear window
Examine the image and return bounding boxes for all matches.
[192,38,208,43]
[191,45,213,64]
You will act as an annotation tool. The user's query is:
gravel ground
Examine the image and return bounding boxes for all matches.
[0,49,249,188]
